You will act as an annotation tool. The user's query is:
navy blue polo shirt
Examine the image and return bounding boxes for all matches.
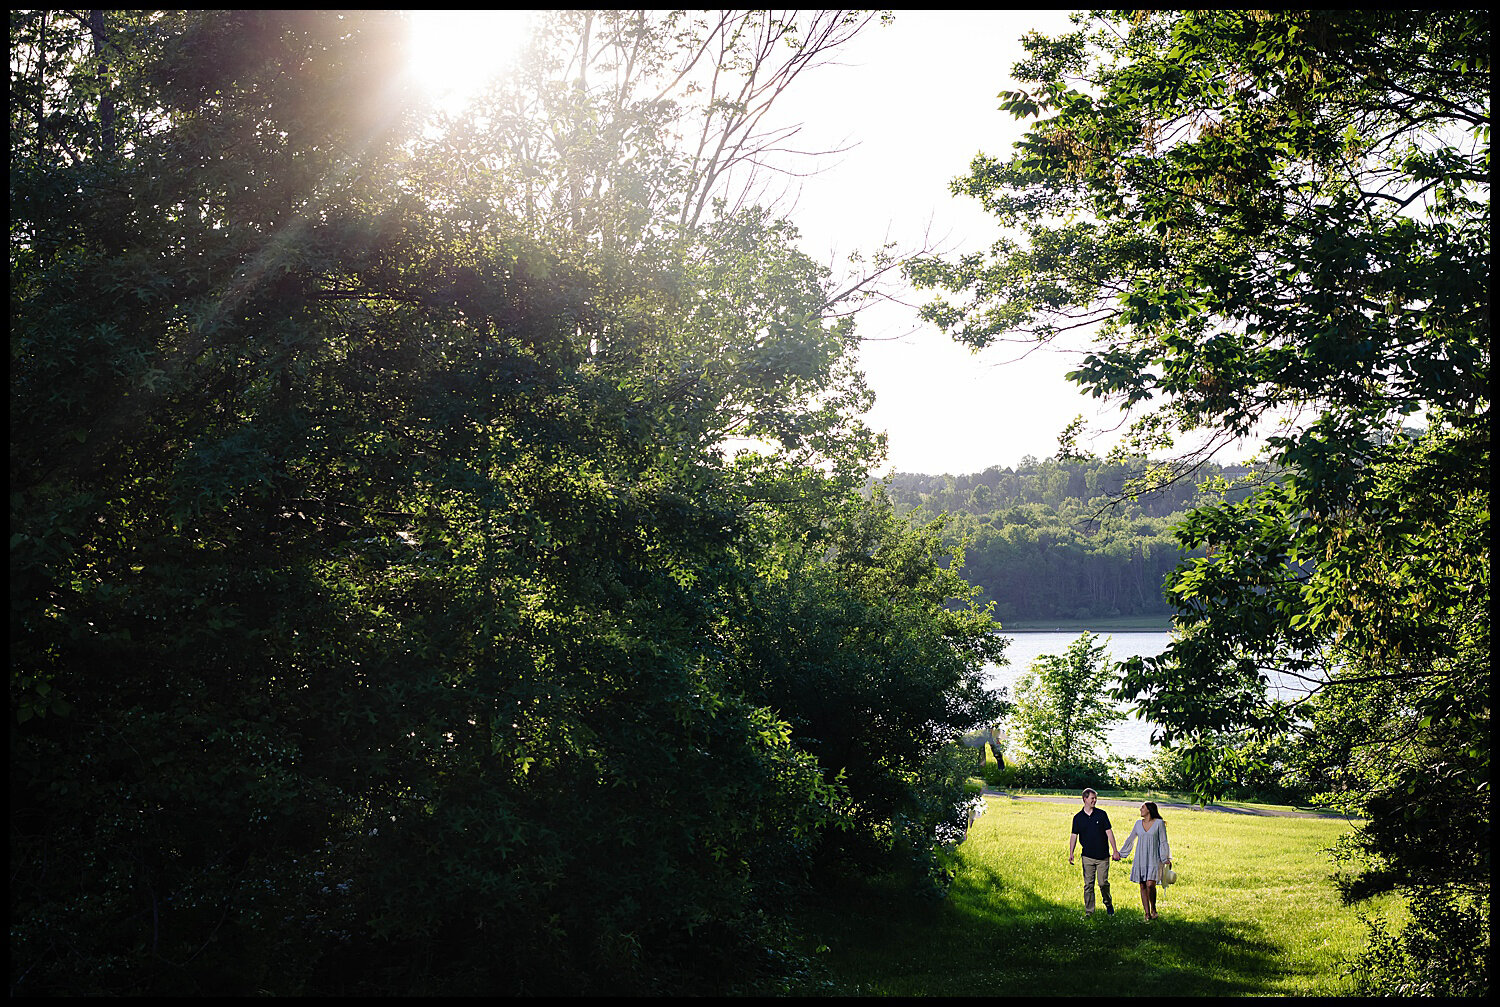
[1071,807,1113,860]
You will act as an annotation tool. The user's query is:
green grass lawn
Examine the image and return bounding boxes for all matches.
[793,797,1402,996]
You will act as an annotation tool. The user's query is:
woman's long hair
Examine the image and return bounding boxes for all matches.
[1143,801,1164,822]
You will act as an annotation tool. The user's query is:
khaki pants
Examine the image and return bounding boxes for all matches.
[1081,855,1112,913]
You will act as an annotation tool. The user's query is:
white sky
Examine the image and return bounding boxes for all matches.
[769,9,1109,475]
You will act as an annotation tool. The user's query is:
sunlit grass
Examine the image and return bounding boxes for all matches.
[795,797,1402,996]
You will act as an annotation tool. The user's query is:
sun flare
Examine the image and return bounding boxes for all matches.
[405,10,533,113]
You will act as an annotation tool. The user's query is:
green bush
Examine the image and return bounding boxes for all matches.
[1009,754,1114,791]
[991,764,1020,790]
[981,743,1005,787]
[1122,746,1194,793]
[1110,739,1319,806]
[1348,891,1488,997]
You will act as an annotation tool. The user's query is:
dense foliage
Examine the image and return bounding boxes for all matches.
[884,456,1262,624]
[9,10,1004,995]
[912,9,1488,995]
[1009,632,1124,784]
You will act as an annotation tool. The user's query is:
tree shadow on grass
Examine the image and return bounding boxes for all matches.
[795,861,1289,996]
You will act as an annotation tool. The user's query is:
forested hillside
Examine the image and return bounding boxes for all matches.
[884,457,1259,624]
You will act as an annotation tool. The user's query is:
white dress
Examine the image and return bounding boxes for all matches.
[1118,819,1171,883]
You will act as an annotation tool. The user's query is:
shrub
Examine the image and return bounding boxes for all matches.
[1010,754,1115,791]
[1130,745,1195,793]
[991,764,1020,790]
[1348,890,1488,997]
[981,743,1005,787]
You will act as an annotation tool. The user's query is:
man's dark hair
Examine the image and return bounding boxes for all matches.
[1081,788,1097,799]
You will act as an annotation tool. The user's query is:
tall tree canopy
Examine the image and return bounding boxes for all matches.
[10,10,1003,996]
[909,9,1488,996]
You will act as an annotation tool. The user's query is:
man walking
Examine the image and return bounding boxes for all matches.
[1068,788,1119,917]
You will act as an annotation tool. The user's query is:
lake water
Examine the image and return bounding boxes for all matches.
[984,631,1172,764]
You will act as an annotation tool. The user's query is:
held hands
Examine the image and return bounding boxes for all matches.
[1112,853,1121,861]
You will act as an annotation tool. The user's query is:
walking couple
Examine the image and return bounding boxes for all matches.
[1067,788,1173,921]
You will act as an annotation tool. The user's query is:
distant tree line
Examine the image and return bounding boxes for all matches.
[882,456,1262,624]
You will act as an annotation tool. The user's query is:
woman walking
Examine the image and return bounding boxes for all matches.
[1116,801,1172,921]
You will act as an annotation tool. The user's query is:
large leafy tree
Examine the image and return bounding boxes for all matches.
[729,486,1009,871]
[909,9,1488,994]
[1010,632,1123,774]
[11,10,1001,996]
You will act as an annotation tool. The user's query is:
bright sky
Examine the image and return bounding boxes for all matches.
[772,9,1104,475]
[407,10,532,113]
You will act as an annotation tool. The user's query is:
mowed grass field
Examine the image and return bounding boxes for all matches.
[795,798,1403,996]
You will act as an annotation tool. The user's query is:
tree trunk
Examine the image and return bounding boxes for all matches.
[89,10,117,159]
